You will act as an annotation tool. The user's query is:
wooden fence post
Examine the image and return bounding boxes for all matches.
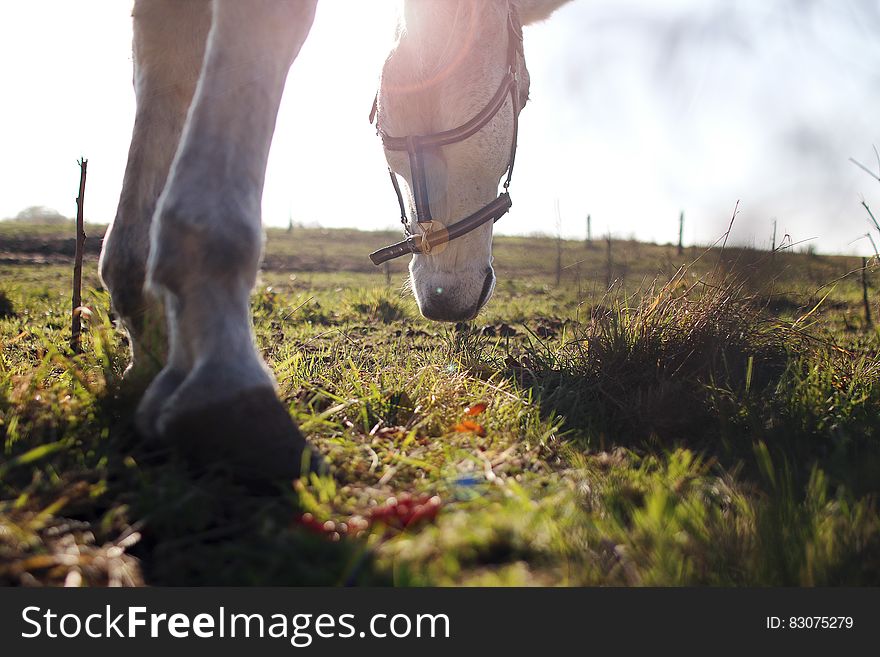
[605,233,613,289]
[771,219,777,260]
[677,211,684,256]
[555,199,563,286]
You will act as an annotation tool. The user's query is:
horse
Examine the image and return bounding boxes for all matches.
[98,0,573,480]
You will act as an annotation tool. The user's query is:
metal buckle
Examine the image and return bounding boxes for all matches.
[419,221,434,254]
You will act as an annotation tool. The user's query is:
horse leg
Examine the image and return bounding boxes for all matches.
[99,0,211,385]
[139,0,319,479]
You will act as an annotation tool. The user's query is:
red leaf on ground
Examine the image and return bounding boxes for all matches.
[465,402,487,416]
[454,420,487,437]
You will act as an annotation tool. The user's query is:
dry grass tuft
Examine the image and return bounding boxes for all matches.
[512,268,793,451]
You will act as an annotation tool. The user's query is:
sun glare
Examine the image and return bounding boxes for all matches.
[264,1,403,230]
[0,0,877,255]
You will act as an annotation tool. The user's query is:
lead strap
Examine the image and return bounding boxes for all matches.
[388,168,408,232]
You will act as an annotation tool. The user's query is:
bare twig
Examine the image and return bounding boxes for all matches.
[849,146,880,182]
[70,158,88,354]
[853,233,880,260]
[813,262,873,295]
[850,157,880,182]
[775,235,817,252]
[861,200,880,235]
[720,200,739,253]
[867,233,880,260]
[711,200,739,276]
[281,295,315,321]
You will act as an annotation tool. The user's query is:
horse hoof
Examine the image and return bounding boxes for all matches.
[135,366,187,439]
[157,385,324,482]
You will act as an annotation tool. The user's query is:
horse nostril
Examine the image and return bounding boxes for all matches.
[420,295,468,322]
[420,293,473,322]
[475,269,495,310]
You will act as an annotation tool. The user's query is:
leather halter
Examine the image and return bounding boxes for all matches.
[369,8,524,266]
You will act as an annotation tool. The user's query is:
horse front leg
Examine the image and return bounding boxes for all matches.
[139,0,320,480]
[99,0,211,385]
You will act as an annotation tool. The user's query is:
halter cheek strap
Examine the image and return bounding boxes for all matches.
[369,8,524,266]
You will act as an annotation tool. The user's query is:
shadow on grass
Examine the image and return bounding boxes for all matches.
[0,380,390,586]
[100,390,391,587]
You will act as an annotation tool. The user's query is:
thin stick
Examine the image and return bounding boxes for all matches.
[712,200,739,276]
[862,257,873,328]
[850,156,880,182]
[862,200,880,235]
[720,200,739,253]
[867,232,880,260]
[70,158,88,353]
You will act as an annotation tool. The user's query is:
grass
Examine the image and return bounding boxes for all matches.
[0,222,878,586]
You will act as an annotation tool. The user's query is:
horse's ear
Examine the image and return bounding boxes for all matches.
[513,0,573,25]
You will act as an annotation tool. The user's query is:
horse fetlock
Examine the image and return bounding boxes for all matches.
[100,231,168,382]
[135,364,187,438]
[125,309,169,381]
[100,224,147,314]
[149,206,263,294]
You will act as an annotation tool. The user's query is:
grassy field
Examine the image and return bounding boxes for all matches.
[1,221,878,586]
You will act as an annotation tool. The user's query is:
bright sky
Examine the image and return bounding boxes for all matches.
[0,0,878,255]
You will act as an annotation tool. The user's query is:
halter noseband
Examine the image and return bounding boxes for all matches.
[369,8,524,266]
